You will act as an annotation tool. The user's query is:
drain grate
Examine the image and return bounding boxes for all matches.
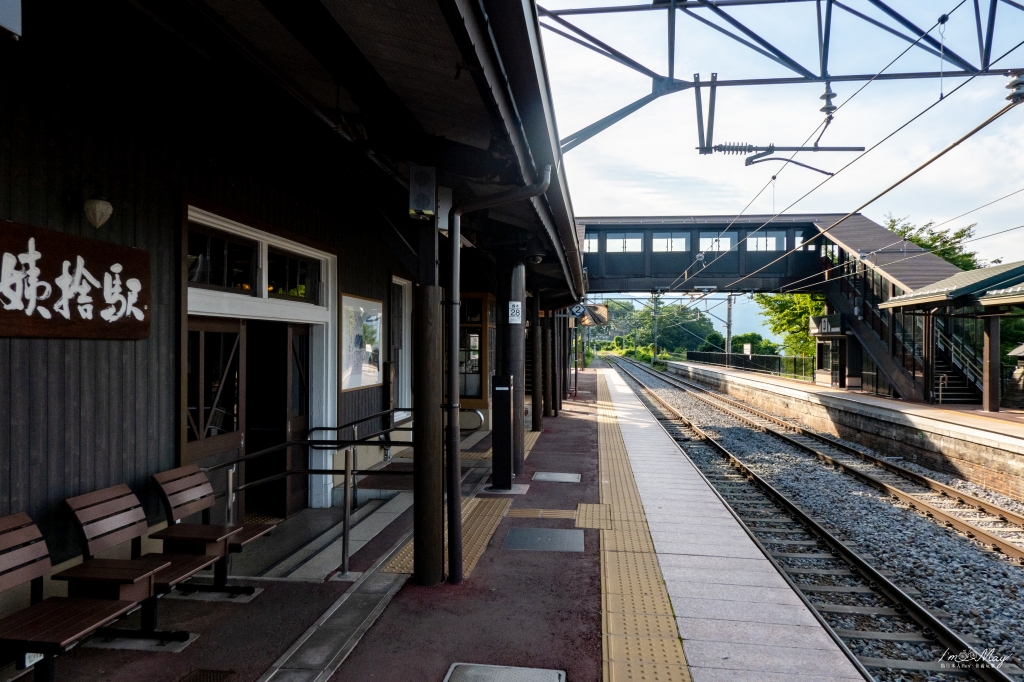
[175,671,236,682]
[444,663,565,682]
[531,472,581,483]
[501,527,584,552]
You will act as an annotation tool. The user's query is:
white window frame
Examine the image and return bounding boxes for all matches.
[652,232,689,253]
[699,232,736,252]
[186,205,339,508]
[606,232,643,253]
[392,276,412,422]
[583,235,599,253]
[747,231,787,252]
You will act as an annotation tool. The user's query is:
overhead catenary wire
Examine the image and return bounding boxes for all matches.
[723,98,1022,291]
[774,185,1024,293]
[668,2,968,292]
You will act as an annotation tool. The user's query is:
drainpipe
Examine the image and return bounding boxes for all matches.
[446,165,552,584]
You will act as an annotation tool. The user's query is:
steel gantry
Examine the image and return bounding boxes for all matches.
[543,0,1023,156]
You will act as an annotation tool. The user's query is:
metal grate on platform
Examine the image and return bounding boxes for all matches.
[175,671,236,682]
[501,527,584,552]
[443,663,565,682]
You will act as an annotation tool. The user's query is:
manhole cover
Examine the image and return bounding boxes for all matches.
[532,472,581,483]
[501,527,584,552]
[443,663,565,682]
[175,671,236,682]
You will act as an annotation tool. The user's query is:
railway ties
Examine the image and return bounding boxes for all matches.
[610,358,1022,682]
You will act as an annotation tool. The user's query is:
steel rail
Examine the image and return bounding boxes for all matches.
[629,359,1024,562]
[611,358,1016,682]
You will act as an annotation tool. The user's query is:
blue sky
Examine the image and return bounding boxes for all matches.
[542,1,1024,338]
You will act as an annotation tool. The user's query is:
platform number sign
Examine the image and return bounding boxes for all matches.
[509,301,522,324]
[570,304,586,318]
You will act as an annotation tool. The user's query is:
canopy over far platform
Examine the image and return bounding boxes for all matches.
[880,260,1024,311]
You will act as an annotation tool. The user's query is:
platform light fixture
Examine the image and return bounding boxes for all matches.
[84,195,113,229]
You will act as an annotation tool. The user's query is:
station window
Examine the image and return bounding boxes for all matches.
[699,231,736,252]
[747,231,786,251]
[606,232,643,253]
[187,224,257,294]
[794,235,817,251]
[268,249,321,303]
[652,232,689,252]
[583,233,600,253]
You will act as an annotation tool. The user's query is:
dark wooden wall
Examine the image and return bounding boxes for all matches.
[0,1,413,561]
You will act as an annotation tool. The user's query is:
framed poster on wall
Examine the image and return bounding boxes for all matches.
[341,294,382,391]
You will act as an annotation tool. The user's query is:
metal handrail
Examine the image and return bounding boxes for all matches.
[309,407,415,437]
[936,329,984,386]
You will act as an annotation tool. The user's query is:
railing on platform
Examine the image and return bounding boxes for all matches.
[201,406,485,576]
[684,351,815,382]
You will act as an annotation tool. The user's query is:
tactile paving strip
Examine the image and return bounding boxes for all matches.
[382,497,511,575]
[596,372,691,682]
[508,508,578,519]
[460,431,542,461]
[575,503,612,529]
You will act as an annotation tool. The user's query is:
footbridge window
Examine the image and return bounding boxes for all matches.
[606,232,643,253]
[652,232,689,252]
[699,232,736,251]
[583,233,600,253]
[747,231,786,251]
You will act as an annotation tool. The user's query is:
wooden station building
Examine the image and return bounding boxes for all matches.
[0,0,583,587]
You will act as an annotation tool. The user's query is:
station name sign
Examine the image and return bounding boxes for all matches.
[0,221,150,339]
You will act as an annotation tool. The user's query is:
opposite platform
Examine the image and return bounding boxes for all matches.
[601,368,864,682]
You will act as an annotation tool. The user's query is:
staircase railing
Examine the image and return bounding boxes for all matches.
[936,329,984,389]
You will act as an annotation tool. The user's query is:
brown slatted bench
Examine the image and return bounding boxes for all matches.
[66,484,238,640]
[0,513,136,682]
[152,464,275,594]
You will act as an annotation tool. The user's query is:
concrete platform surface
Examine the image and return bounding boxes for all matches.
[603,368,863,682]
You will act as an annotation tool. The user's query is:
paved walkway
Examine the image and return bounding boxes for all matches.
[602,368,863,682]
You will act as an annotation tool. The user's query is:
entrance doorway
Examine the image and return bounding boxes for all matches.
[244,321,310,521]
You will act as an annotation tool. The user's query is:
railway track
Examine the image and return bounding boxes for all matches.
[617,357,1024,563]
[610,358,1021,682]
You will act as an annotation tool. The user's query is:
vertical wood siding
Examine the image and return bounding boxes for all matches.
[0,2,410,560]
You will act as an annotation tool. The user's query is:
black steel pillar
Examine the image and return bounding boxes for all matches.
[846,336,863,391]
[412,282,444,586]
[543,316,554,417]
[490,375,514,489]
[446,214,464,584]
[509,263,526,475]
[555,316,562,413]
[531,289,543,432]
[983,316,1001,412]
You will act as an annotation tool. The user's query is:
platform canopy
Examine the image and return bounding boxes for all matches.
[142,0,584,304]
[880,260,1024,312]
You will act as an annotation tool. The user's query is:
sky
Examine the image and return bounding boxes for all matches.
[540,0,1024,339]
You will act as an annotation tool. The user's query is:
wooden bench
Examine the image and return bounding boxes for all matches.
[0,513,136,682]
[152,465,275,594]
[66,484,233,640]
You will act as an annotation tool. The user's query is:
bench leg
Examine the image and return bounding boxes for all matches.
[32,654,53,682]
[94,597,191,642]
[175,557,256,596]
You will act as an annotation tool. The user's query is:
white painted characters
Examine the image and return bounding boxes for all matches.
[0,239,144,323]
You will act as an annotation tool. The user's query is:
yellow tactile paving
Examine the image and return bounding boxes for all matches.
[382,497,511,576]
[596,371,691,682]
[575,503,613,529]
[459,430,542,461]
[507,508,578,519]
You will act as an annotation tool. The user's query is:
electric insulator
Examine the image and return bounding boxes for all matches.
[713,143,755,155]
[1006,73,1024,103]
[820,83,837,115]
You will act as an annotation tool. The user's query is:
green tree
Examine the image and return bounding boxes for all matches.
[697,330,726,352]
[731,332,779,355]
[885,214,997,271]
[751,293,823,356]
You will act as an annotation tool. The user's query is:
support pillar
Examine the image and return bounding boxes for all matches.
[846,335,863,390]
[553,315,561,415]
[543,317,554,417]
[412,284,444,586]
[984,316,1001,412]
[509,263,526,475]
[531,289,543,432]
